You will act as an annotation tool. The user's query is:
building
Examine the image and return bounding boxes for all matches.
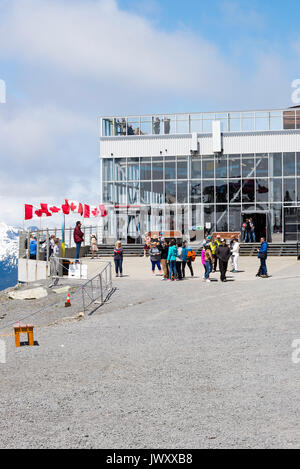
[99,108,300,244]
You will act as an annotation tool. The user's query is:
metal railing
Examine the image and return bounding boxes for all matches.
[101,108,300,137]
[81,262,113,314]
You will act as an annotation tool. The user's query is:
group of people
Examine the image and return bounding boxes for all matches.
[27,233,59,260]
[201,235,240,283]
[241,218,256,243]
[145,239,195,281]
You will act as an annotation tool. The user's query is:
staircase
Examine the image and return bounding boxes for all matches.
[85,243,299,258]
[86,244,144,258]
[239,243,298,257]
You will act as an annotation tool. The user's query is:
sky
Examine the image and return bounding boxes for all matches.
[0,0,300,227]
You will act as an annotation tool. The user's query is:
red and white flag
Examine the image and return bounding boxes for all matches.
[90,205,100,217]
[68,200,83,216]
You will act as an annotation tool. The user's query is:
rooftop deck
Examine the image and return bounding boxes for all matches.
[101,107,300,138]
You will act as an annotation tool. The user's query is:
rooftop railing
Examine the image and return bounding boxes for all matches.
[101,108,300,137]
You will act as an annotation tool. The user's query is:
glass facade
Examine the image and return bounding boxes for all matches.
[101,109,300,137]
[101,152,300,243]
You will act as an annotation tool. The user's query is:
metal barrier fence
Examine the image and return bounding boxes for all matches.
[81,262,113,314]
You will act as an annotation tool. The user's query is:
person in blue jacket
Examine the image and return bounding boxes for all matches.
[257,237,269,278]
[30,236,37,260]
[167,240,178,281]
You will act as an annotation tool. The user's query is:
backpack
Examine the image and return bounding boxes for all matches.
[187,250,196,262]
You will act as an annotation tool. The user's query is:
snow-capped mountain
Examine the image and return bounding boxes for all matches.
[0,222,19,291]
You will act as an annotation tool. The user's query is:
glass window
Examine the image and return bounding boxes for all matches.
[297,153,300,176]
[165,181,176,204]
[140,182,151,204]
[216,180,228,203]
[283,110,295,130]
[255,113,269,131]
[165,161,176,179]
[228,180,241,203]
[256,154,268,177]
[115,183,127,204]
[152,162,164,180]
[256,179,269,203]
[242,179,255,203]
[177,161,188,179]
[270,153,282,177]
[127,158,139,180]
[103,182,114,203]
[202,156,214,178]
[284,178,296,203]
[190,117,203,133]
[176,114,189,133]
[216,205,228,231]
[140,116,151,135]
[269,179,282,202]
[140,162,151,180]
[115,158,126,181]
[128,182,139,204]
[215,156,228,179]
[242,157,255,178]
[270,204,282,235]
[283,152,295,176]
[191,157,201,179]
[152,181,164,204]
[102,158,114,181]
[190,181,201,204]
[177,181,188,203]
[204,205,214,234]
[229,206,242,231]
[229,155,241,178]
[202,180,215,204]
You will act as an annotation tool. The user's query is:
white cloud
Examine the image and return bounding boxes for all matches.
[0,0,237,95]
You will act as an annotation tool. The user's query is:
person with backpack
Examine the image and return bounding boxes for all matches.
[167,240,178,281]
[182,240,195,278]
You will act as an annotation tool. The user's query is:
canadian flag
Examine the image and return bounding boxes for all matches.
[91,205,100,217]
[68,200,83,216]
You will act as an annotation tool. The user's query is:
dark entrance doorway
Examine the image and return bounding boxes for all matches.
[241,212,268,242]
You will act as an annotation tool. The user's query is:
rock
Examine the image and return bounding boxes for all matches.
[77,312,85,319]
[8,287,48,300]
[52,286,71,295]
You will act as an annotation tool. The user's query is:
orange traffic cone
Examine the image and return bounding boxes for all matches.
[65,293,71,307]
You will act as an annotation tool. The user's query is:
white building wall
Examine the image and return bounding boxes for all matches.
[100,130,300,158]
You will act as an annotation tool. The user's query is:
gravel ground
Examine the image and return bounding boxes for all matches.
[1,257,300,449]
